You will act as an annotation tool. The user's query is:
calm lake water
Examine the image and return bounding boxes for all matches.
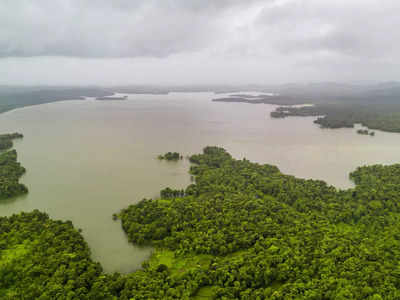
[1,92,400,273]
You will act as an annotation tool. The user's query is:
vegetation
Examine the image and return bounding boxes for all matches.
[0,133,27,199]
[0,210,111,299]
[0,150,27,199]
[0,133,23,150]
[357,129,375,136]
[357,129,369,135]
[0,87,113,114]
[214,82,400,133]
[160,187,185,199]
[269,103,400,132]
[6,146,400,299]
[158,152,182,161]
[0,210,212,299]
[119,146,400,299]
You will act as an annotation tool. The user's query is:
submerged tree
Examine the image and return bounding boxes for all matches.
[158,152,182,161]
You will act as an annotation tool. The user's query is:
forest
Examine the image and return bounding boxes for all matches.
[0,133,27,199]
[270,103,400,132]
[0,133,23,150]
[4,146,400,299]
[158,152,182,161]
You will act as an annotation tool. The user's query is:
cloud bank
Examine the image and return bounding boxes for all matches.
[1,0,399,84]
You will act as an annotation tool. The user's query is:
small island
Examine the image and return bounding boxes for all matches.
[357,129,375,136]
[157,152,183,161]
[96,95,128,100]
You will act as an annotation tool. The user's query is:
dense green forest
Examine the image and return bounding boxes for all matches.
[158,152,183,161]
[0,133,27,199]
[118,146,400,299]
[0,150,27,199]
[0,210,109,299]
[0,133,23,150]
[270,103,400,132]
[4,146,400,299]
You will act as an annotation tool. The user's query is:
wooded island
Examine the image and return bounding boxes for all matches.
[158,152,183,161]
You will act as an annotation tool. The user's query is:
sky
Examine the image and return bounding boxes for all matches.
[1,0,399,86]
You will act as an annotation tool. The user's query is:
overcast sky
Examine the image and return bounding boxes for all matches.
[1,0,399,85]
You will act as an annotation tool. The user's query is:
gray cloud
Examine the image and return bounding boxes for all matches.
[256,0,400,59]
[1,0,400,84]
[0,0,265,58]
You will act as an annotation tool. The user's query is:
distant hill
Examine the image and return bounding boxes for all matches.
[213,82,400,133]
[0,87,113,113]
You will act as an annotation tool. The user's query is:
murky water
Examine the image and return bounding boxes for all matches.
[1,92,400,273]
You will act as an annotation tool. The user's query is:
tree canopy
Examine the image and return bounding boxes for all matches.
[118,146,400,299]
[0,133,27,199]
[4,146,400,299]
[158,152,182,161]
[0,133,23,151]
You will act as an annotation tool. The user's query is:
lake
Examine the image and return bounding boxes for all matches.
[1,92,400,273]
